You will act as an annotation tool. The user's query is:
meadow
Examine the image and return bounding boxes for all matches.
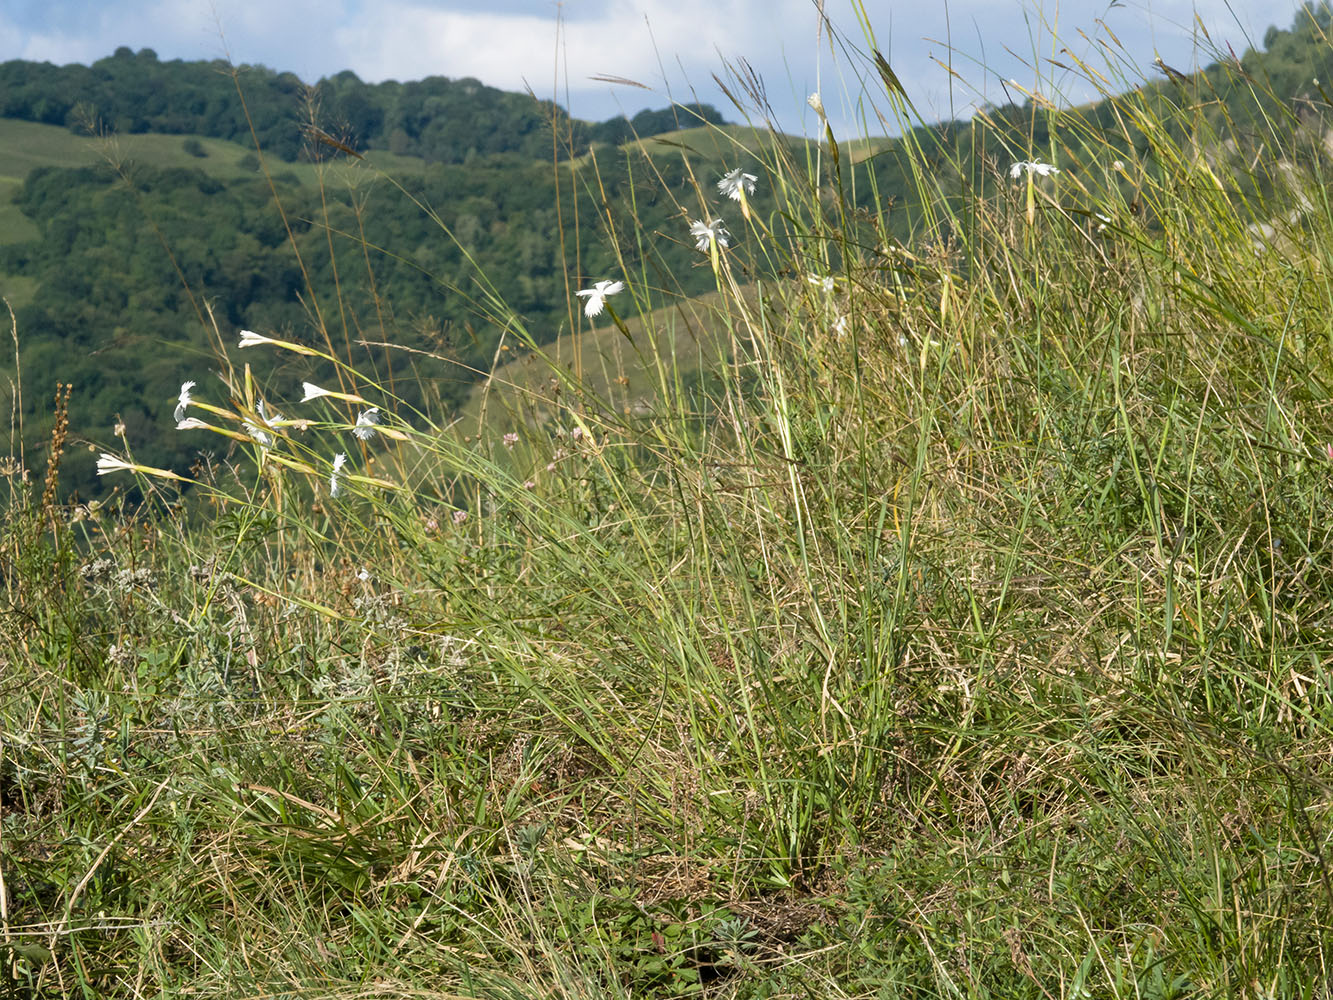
[5,10,1333,998]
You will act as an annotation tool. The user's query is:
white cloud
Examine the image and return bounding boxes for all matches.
[331,0,819,117]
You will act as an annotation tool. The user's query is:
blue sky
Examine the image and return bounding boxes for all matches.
[0,1,1306,132]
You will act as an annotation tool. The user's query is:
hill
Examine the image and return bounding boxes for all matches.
[5,2,1333,498]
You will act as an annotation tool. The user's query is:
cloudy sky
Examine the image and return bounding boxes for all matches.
[0,0,1307,131]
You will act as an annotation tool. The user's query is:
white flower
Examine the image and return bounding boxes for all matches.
[808,274,835,294]
[299,381,368,405]
[237,330,271,348]
[96,453,134,476]
[575,279,624,318]
[174,380,196,422]
[1009,161,1059,180]
[353,407,380,441]
[690,218,729,252]
[717,168,757,201]
[1112,160,1125,171]
[243,399,280,447]
[357,567,371,582]
[808,92,826,119]
[176,417,209,430]
[330,452,347,497]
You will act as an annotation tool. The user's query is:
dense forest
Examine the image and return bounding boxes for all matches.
[4,1,1333,496]
[0,47,725,162]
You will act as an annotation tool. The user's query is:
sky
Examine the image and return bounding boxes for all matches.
[0,0,1309,133]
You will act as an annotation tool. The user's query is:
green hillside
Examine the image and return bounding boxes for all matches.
[5,2,1333,500]
[10,4,1333,996]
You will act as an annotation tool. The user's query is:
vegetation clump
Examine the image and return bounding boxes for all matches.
[5,4,1333,996]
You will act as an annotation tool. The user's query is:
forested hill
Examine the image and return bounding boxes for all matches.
[0,50,735,497]
[0,46,727,162]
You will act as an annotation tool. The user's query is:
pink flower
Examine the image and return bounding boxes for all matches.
[503,432,519,448]
[452,509,468,525]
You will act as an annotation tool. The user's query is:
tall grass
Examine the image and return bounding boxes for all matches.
[5,7,1333,997]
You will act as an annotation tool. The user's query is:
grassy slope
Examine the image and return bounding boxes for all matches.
[457,289,736,437]
[11,32,1333,997]
[0,118,429,308]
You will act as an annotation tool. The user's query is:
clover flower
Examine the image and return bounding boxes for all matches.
[353,407,380,441]
[1009,161,1059,180]
[174,381,196,422]
[690,218,729,252]
[576,279,624,318]
[717,168,757,201]
[503,432,519,448]
[452,509,467,525]
[330,452,347,497]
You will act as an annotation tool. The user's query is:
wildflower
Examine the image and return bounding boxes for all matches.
[96,453,134,476]
[1325,442,1333,461]
[523,480,535,490]
[176,417,209,430]
[576,279,624,318]
[690,218,729,252]
[717,168,757,201]
[301,381,368,404]
[353,407,380,441]
[808,274,835,294]
[330,452,347,497]
[174,380,195,422]
[1112,160,1125,171]
[357,567,371,582]
[236,329,323,358]
[1009,161,1059,180]
[452,509,467,525]
[807,92,826,120]
[95,453,186,482]
[243,400,281,447]
[503,432,519,448]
